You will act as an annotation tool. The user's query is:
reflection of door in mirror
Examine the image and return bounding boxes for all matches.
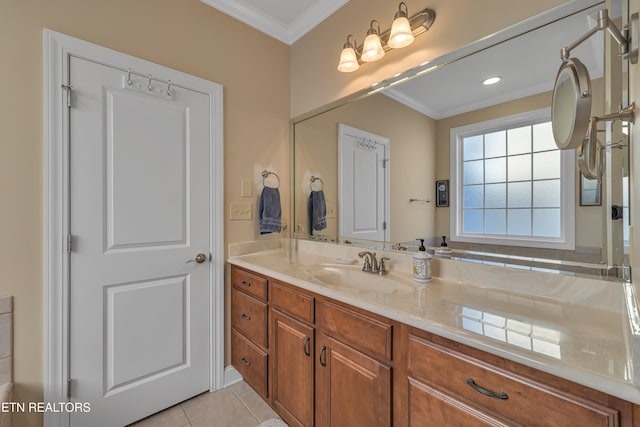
[338,124,390,242]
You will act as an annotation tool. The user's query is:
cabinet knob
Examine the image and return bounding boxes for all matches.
[240,357,251,366]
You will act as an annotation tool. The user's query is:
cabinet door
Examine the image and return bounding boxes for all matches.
[272,310,314,427]
[316,335,391,427]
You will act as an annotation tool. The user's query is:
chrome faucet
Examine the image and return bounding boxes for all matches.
[358,251,390,275]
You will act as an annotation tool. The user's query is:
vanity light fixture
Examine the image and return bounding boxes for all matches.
[482,76,502,85]
[362,21,385,62]
[337,34,360,72]
[388,2,415,48]
[337,3,436,72]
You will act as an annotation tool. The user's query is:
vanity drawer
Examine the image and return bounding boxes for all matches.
[407,334,619,427]
[232,329,268,398]
[232,288,268,348]
[231,266,268,301]
[270,281,315,324]
[318,300,392,361]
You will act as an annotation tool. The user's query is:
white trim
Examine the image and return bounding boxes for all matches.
[199,0,348,45]
[43,30,224,427]
[223,365,243,387]
[449,107,576,250]
[338,124,390,242]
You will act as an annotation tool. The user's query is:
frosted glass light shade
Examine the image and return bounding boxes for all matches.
[337,47,359,72]
[388,16,414,48]
[361,33,385,62]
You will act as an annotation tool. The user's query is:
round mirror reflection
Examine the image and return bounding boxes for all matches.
[551,58,592,149]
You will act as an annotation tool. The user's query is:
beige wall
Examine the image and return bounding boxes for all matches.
[0,1,289,426]
[434,79,605,249]
[290,0,570,117]
[294,93,436,244]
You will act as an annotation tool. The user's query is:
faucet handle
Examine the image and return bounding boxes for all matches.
[358,251,372,271]
[378,257,390,275]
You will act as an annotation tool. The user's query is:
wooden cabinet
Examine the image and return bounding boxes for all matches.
[230,267,269,398]
[231,329,268,397]
[231,288,268,348]
[315,300,394,427]
[230,265,638,427]
[315,334,391,427]
[271,309,314,427]
[406,330,632,427]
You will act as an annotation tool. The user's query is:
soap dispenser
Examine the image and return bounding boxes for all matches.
[435,235,452,257]
[413,239,432,283]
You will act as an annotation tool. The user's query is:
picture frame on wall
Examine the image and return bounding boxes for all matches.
[579,174,601,206]
[436,180,449,207]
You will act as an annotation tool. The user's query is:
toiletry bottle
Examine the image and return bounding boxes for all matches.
[413,239,432,283]
[436,235,452,256]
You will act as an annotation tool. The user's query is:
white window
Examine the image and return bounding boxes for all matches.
[450,108,575,249]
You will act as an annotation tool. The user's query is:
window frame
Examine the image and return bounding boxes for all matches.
[449,107,575,250]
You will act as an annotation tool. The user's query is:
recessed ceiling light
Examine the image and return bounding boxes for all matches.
[483,76,502,86]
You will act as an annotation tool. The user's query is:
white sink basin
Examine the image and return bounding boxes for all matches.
[301,265,419,295]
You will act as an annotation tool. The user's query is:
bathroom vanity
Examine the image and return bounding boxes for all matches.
[229,241,640,426]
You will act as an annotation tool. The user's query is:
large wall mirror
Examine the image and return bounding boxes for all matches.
[293,0,630,280]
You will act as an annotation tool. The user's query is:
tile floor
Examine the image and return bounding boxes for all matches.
[129,381,284,427]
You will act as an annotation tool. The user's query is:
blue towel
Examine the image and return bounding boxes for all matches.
[259,187,282,234]
[308,190,327,235]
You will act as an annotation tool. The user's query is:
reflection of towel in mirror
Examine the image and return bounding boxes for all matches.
[308,190,327,234]
[259,187,282,234]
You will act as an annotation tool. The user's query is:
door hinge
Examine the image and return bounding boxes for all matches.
[382,221,387,230]
[67,379,74,399]
[61,84,72,108]
[67,233,73,253]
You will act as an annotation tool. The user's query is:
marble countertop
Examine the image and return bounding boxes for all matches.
[227,240,640,404]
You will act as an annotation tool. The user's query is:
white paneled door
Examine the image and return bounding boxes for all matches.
[68,56,211,426]
[338,124,390,242]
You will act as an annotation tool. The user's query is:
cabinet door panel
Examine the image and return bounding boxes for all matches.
[408,377,518,427]
[231,266,268,301]
[231,329,268,398]
[272,310,314,427]
[316,335,390,427]
[408,334,620,427]
[231,288,268,348]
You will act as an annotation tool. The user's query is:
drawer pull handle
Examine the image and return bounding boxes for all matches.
[241,281,251,287]
[241,314,251,320]
[303,336,311,357]
[240,357,251,366]
[319,345,327,367]
[466,379,508,400]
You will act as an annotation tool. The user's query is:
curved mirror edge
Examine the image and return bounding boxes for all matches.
[291,0,631,283]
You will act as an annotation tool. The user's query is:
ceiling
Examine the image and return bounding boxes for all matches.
[200,0,349,45]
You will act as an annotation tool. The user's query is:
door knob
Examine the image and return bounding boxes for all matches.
[187,253,207,264]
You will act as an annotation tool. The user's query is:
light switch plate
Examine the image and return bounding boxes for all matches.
[230,203,253,220]
[241,180,253,198]
[326,205,336,219]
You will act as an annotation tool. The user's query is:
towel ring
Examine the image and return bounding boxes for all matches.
[310,176,324,192]
[262,170,280,188]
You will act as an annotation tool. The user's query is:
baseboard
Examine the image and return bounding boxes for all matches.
[223,365,243,387]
